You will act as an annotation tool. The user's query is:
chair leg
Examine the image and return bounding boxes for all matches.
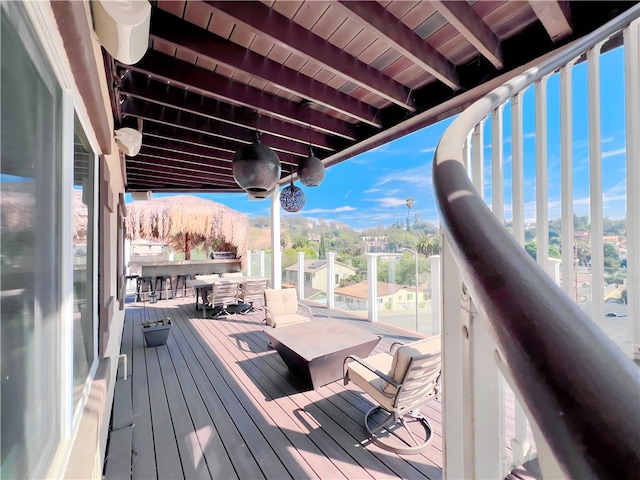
[363,406,433,454]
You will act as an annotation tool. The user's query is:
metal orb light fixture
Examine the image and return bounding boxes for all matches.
[232,132,281,193]
[280,176,306,213]
[297,146,325,187]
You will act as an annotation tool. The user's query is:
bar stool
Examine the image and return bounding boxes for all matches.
[155,275,173,300]
[125,274,139,298]
[135,276,154,302]
[175,274,189,298]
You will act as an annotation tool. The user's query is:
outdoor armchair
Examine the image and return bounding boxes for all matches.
[205,281,239,318]
[238,278,269,313]
[343,335,441,454]
[263,288,313,327]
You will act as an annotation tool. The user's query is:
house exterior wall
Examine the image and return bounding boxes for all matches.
[1,2,126,478]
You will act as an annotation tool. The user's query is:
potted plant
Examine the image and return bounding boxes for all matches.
[141,318,172,347]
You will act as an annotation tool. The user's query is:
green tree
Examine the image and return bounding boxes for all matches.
[525,241,561,260]
[319,234,326,258]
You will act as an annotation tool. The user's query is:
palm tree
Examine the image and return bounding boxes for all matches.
[416,234,440,257]
[405,197,415,245]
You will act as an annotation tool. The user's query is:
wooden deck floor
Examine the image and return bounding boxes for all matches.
[105,294,536,480]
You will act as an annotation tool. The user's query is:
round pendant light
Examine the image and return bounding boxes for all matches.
[280,177,306,213]
[232,132,281,193]
[297,146,325,187]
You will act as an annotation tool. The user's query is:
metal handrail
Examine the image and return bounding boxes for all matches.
[433,4,640,479]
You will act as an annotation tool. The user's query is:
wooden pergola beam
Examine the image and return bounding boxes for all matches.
[205,0,415,111]
[335,0,459,90]
[528,1,572,42]
[431,0,503,69]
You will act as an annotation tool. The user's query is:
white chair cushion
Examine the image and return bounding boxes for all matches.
[383,336,441,395]
[272,313,310,328]
[347,352,395,411]
[265,288,299,316]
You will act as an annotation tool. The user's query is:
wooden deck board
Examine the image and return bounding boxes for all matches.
[108,295,536,479]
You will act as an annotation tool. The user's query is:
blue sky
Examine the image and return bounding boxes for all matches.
[138,47,628,231]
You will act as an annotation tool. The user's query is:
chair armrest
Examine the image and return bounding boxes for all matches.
[389,341,404,354]
[297,303,314,319]
[343,354,399,388]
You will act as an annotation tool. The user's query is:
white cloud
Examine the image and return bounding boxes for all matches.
[302,206,357,214]
[376,197,409,208]
[344,190,351,199]
[602,147,626,159]
[421,146,437,153]
[375,164,432,187]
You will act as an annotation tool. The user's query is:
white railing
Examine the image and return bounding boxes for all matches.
[433,5,640,479]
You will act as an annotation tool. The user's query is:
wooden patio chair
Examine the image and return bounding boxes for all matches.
[263,288,313,327]
[238,278,269,313]
[343,335,441,454]
[205,281,239,318]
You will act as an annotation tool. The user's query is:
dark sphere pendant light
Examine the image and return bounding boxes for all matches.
[297,146,325,187]
[233,132,281,193]
[280,176,306,213]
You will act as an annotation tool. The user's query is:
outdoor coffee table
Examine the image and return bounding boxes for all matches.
[265,318,381,389]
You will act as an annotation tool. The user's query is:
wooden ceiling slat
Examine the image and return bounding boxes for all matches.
[266,43,293,64]
[327,18,362,50]
[183,1,213,29]
[122,98,323,157]
[400,2,438,30]
[175,49,198,64]
[157,0,186,18]
[283,52,308,72]
[386,1,421,20]
[120,74,338,150]
[342,28,377,58]
[136,120,311,168]
[127,166,236,186]
[414,12,449,40]
[383,56,414,79]
[248,33,274,57]
[208,11,235,39]
[310,3,346,39]
[143,136,234,161]
[336,1,459,90]
[195,56,218,71]
[131,151,236,175]
[271,0,302,19]
[150,8,382,127]
[291,1,330,30]
[431,0,504,68]
[120,51,356,140]
[491,5,540,39]
[130,158,235,180]
[206,1,415,110]
[151,38,177,57]
[228,22,256,49]
[299,60,323,78]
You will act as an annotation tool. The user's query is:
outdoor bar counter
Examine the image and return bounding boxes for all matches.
[132,259,242,278]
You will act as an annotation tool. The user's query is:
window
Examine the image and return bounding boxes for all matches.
[72,121,97,406]
[334,274,339,285]
[1,3,63,476]
[407,293,414,301]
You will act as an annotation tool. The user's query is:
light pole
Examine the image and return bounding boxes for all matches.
[401,247,419,332]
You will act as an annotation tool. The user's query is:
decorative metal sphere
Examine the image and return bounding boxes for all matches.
[280,183,306,212]
[297,149,325,187]
[232,140,281,193]
[248,186,275,200]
